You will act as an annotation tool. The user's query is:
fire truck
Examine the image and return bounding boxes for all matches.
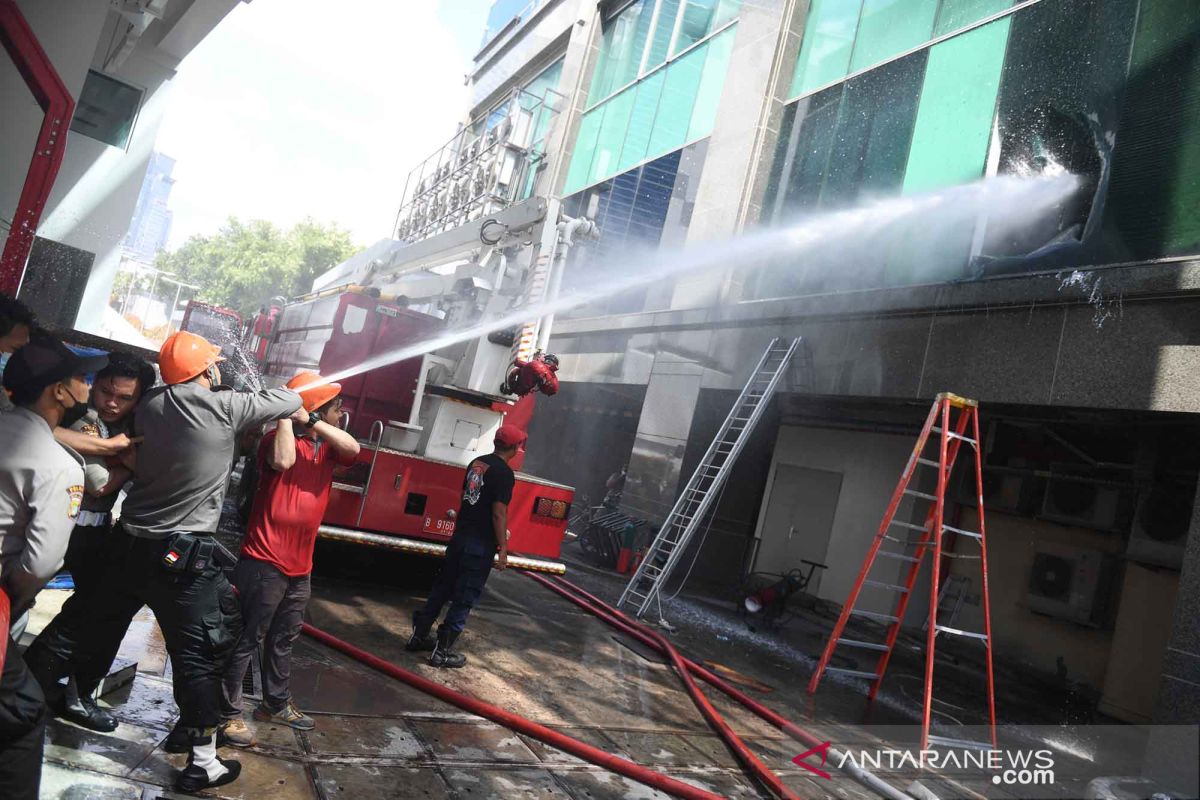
[248,197,594,574]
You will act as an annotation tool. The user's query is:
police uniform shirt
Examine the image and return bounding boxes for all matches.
[72,407,132,514]
[119,383,300,539]
[0,407,85,611]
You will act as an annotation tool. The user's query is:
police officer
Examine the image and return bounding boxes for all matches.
[25,331,303,793]
[0,294,35,414]
[36,353,154,732]
[0,331,106,799]
[406,424,525,668]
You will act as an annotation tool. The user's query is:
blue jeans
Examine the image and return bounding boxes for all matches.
[414,536,493,634]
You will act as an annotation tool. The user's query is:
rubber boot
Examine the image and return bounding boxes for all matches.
[428,628,466,668]
[405,611,436,653]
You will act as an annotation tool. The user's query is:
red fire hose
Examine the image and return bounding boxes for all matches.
[528,574,914,800]
[524,572,799,800]
[300,623,723,800]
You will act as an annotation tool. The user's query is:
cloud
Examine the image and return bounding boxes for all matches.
[156,0,487,249]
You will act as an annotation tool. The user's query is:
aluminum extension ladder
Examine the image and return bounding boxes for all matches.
[807,393,997,750]
[618,337,808,619]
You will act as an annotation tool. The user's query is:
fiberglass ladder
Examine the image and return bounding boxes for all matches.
[617,337,809,619]
[807,393,997,750]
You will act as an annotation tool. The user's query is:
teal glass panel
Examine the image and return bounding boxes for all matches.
[713,0,740,28]
[789,0,862,98]
[646,0,682,72]
[523,59,565,153]
[590,0,654,103]
[563,106,604,194]
[902,17,1010,194]
[589,88,636,184]
[933,0,1010,36]
[687,26,735,141]
[618,70,666,172]
[675,0,719,54]
[648,41,705,156]
[848,0,938,73]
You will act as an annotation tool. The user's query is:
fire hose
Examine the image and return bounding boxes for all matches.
[526,573,915,800]
[524,572,798,800]
[300,623,723,800]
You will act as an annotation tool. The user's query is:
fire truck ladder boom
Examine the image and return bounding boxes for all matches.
[618,337,809,619]
[806,393,997,751]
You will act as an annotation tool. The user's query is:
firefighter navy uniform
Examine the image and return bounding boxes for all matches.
[26,381,301,758]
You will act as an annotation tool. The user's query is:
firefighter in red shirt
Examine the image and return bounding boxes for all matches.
[500,352,559,397]
[218,372,360,747]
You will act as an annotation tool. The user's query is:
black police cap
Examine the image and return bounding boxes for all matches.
[2,330,109,395]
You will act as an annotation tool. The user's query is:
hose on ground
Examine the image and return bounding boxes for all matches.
[528,573,916,800]
[300,623,724,800]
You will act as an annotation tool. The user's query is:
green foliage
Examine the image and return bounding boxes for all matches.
[155,218,357,316]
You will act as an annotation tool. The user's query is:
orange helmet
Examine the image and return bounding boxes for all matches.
[286,370,342,412]
[159,331,223,385]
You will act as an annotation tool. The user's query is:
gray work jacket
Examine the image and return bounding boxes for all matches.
[0,407,86,612]
[119,383,301,539]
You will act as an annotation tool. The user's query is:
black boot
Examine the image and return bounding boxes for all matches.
[60,676,118,733]
[429,628,466,668]
[175,755,242,792]
[164,721,192,754]
[405,613,436,653]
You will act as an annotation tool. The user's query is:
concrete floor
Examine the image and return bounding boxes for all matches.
[22,535,1165,799]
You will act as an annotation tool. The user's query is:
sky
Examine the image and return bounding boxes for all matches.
[156,0,493,250]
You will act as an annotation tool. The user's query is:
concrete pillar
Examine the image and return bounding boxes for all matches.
[670,0,808,309]
[1144,481,1200,791]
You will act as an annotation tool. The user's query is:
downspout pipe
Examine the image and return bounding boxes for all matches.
[530,573,916,800]
[300,623,725,800]
[0,0,76,294]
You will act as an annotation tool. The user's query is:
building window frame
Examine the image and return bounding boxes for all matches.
[786,0,1044,106]
[586,0,739,113]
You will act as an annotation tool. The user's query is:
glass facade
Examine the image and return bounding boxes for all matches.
[564,0,737,195]
[789,0,1013,98]
[757,0,1200,299]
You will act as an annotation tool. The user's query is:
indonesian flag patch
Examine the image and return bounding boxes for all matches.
[67,485,83,519]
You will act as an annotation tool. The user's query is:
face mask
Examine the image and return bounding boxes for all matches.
[59,382,90,427]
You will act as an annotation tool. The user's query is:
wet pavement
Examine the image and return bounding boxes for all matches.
[22,533,1138,799]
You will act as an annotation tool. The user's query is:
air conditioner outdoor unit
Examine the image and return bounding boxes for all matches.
[954,465,1043,515]
[1127,483,1190,570]
[1039,470,1132,533]
[1026,542,1116,626]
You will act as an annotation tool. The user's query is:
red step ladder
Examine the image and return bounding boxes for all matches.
[807,393,997,750]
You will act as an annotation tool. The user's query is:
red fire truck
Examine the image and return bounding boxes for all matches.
[251,198,592,573]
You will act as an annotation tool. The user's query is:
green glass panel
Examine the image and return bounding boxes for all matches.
[646,0,682,72]
[713,0,740,28]
[589,88,636,184]
[687,26,735,141]
[789,0,862,98]
[648,41,705,156]
[933,0,1010,36]
[674,0,719,55]
[564,106,604,194]
[902,17,1010,195]
[618,70,667,172]
[848,0,938,73]
[590,0,653,103]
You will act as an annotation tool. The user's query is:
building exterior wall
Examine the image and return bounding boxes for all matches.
[0,0,242,336]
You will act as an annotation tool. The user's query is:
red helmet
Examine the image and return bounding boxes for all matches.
[159,331,223,385]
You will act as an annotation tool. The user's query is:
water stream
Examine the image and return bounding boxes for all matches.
[317,174,1078,387]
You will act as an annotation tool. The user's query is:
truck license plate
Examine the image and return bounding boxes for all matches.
[423,516,455,535]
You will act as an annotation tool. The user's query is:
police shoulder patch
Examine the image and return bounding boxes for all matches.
[67,485,84,519]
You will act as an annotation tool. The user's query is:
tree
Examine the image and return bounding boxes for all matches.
[155,218,357,317]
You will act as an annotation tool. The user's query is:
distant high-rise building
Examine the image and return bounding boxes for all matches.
[123,151,176,263]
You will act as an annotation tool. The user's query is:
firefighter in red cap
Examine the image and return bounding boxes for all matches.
[406,423,526,667]
[218,372,360,748]
[500,351,559,397]
[25,331,303,793]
